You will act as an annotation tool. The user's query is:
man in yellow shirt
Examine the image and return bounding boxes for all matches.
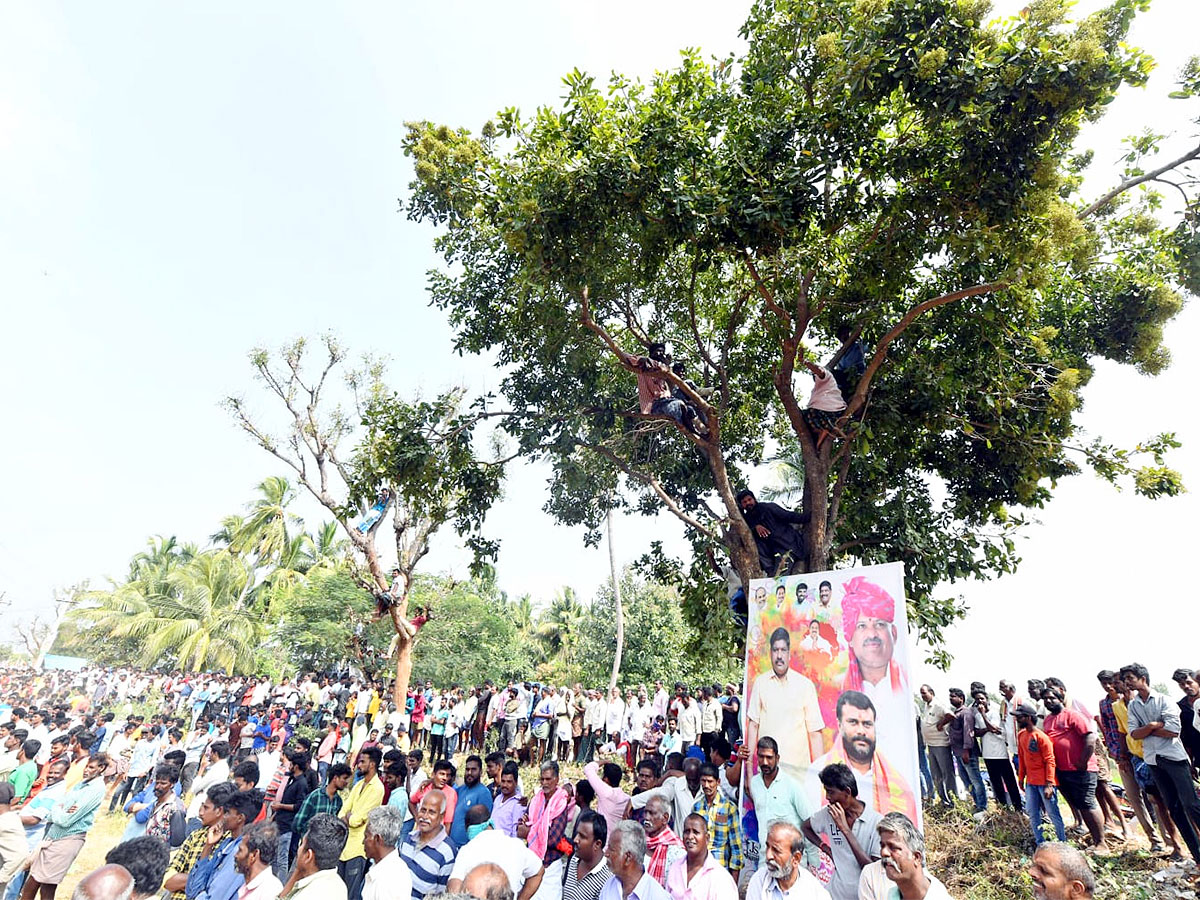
[746,628,825,780]
[338,746,384,900]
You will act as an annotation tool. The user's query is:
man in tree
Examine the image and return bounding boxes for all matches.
[734,491,806,577]
[616,342,708,438]
[808,693,917,824]
[746,629,825,778]
[799,355,848,449]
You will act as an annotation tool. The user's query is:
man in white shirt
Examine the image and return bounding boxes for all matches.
[447,806,544,900]
[188,741,232,820]
[677,694,701,748]
[235,821,285,900]
[362,807,414,900]
[605,690,626,745]
[746,822,830,900]
[599,821,671,900]
[857,813,950,900]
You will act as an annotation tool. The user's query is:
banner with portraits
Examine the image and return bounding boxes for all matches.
[742,561,921,827]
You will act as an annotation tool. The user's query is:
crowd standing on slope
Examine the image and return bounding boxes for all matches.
[5,661,1195,900]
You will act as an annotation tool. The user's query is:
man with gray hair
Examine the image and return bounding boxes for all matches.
[746,821,829,900]
[363,806,413,900]
[1028,843,1095,900]
[857,813,949,899]
[232,822,282,900]
[598,820,669,900]
[70,865,133,900]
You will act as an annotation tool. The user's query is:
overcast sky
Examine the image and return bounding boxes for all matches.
[1,0,1196,701]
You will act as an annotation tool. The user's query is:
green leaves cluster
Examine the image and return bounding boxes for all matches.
[403,0,1189,657]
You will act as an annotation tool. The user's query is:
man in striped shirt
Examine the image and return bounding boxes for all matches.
[400,790,456,900]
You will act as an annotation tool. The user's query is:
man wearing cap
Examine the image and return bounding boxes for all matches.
[1015,702,1066,845]
[839,577,914,779]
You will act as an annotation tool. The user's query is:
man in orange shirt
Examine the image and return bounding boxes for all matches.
[1015,703,1066,845]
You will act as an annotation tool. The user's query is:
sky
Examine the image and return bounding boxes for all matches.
[0,0,1197,703]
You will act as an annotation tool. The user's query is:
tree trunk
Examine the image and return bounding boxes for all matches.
[393,632,413,710]
[606,505,624,693]
[387,570,417,708]
[801,450,832,573]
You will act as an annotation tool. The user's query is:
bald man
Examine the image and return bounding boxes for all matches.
[462,864,514,900]
[71,864,134,900]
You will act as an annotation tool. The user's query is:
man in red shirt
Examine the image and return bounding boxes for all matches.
[1042,687,1107,853]
[1015,703,1066,845]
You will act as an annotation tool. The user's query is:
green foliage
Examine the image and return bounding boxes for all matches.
[402,0,1188,658]
[275,570,390,674]
[72,548,265,674]
[573,570,741,688]
[407,575,536,687]
[66,482,354,675]
[347,389,505,575]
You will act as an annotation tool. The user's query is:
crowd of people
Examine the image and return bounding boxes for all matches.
[2,660,1193,900]
[916,666,1200,868]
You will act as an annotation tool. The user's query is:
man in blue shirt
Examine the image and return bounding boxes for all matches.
[191,788,262,900]
[450,756,493,846]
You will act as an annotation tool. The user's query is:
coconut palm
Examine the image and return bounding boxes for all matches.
[80,549,263,673]
[229,476,302,563]
[535,588,585,663]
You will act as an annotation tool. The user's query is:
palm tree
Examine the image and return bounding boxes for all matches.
[229,477,302,563]
[535,588,585,663]
[79,550,264,673]
[310,521,348,572]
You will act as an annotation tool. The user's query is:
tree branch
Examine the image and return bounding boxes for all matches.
[585,444,718,541]
[1080,142,1200,218]
[845,282,1006,418]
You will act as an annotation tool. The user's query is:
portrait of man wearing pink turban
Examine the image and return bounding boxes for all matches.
[838,576,917,780]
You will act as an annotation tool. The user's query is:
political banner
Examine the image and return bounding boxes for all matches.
[742,561,921,827]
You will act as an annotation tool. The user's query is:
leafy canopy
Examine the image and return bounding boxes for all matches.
[402,0,1190,656]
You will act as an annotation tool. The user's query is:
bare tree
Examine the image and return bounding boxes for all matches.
[225,335,504,704]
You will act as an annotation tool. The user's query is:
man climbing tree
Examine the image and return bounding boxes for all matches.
[402,0,1194,653]
[225,335,503,703]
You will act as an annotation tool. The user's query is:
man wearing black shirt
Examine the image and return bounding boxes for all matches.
[735,489,807,576]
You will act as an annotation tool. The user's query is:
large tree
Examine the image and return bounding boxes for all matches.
[403,0,1194,653]
[225,335,504,702]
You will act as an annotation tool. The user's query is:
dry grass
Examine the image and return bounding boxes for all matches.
[58,807,130,899]
[924,802,1168,900]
